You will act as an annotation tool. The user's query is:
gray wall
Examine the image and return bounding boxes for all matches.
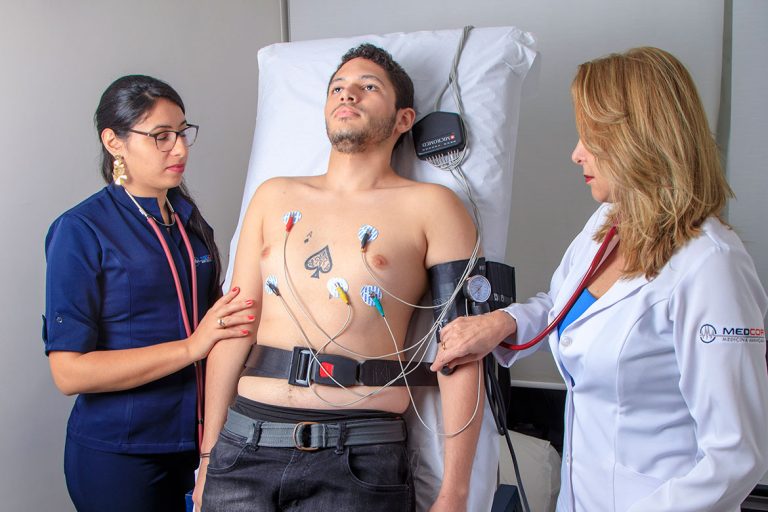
[287,0,729,301]
[728,0,768,292]
[0,1,281,510]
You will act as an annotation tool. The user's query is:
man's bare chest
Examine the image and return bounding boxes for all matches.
[260,201,427,301]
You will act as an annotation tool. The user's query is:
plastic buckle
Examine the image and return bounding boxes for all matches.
[288,347,314,387]
[292,421,320,451]
[310,353,359,387]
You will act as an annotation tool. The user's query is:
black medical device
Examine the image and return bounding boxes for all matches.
[429,259,516,374]
[464,274,492,313]
[412,111,466,161]
[429,259,516,329]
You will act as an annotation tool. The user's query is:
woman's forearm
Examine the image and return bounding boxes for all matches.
[49,340,196,395]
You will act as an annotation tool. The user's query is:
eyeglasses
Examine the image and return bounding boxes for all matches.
[127,124,199,152]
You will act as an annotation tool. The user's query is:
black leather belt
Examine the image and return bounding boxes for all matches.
[243,345,438,387]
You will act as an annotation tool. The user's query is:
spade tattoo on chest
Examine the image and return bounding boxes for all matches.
[304,245,333,279]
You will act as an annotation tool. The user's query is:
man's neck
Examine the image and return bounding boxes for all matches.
[324,146,398,191]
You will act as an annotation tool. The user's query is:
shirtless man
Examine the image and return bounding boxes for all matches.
[194,44,482,512]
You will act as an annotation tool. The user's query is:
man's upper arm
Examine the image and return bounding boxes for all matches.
[230,182,274,320]
[423,185,478,268]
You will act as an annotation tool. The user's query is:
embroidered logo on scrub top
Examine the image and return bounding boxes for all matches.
[195,255,213,266]
[699,323,766,344]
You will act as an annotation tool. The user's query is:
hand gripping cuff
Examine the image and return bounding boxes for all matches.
[429,257,486,335]
[429,257,516,340]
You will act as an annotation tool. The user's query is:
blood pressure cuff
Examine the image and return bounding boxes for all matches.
[429,258,486,333]
[484,260,516,310]
[429,258,516,339]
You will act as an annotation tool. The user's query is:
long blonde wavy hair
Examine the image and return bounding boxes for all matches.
[571,47,733,279]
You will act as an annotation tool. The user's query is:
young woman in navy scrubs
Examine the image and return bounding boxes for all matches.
[44,75,255,512]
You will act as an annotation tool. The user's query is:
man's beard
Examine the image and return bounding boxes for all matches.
[326,110,397,154]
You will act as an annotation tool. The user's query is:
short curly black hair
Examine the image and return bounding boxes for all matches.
[329,43,414,111]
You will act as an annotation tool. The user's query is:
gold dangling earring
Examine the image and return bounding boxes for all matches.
[112,155,127,186]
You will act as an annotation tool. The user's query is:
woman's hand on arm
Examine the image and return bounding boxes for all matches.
[48,287,256,396]
[430,310,517,373]
[185,287,256,361]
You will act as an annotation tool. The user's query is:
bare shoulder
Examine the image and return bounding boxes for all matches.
[252,176,313,197]
[418,181,460,198]
[244,176,315,212]
[401,182,477,265]
[414,182,472,225]
[400,181,467,213]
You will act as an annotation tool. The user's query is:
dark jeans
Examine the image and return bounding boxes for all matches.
[64,435,197,512]
[202,425,415,511]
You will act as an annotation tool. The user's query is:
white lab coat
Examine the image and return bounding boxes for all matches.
[495,204,768,511]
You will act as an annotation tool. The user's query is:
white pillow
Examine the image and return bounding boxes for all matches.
[225,26,538,511]
[227,26,537,271]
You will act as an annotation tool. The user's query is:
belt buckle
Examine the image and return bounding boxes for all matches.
[288,347,315,387]
[311,353,359,387]
[292,421,320,451]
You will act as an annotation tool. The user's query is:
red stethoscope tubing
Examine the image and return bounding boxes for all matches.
[498,225,618,351]
[146,214,205,448]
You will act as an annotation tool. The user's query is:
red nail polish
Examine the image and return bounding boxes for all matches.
[241,330,250,335]
[247,315,255,321]
[231,287,240,293]
[245,299,254,306]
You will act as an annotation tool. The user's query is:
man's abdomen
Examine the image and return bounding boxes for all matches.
[237,374,411,414]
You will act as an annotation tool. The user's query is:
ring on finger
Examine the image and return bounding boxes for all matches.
[217,317,226,328]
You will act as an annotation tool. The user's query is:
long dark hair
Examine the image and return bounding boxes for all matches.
[95,75,222,303]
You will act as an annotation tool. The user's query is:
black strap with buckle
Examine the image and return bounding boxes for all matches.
[242,345,438,387]
[223,409,407,450]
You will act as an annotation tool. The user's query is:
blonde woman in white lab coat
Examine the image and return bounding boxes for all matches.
[431,47,768,511]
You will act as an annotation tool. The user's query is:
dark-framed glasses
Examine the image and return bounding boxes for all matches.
[128,124,199,152]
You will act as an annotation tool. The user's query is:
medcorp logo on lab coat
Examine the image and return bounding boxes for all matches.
[699,324,717,343]
[699,323,766,344]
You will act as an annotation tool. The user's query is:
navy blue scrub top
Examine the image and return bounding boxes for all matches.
[44,184,214,454]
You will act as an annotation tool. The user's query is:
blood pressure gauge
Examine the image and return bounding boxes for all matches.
[463,274,492,303]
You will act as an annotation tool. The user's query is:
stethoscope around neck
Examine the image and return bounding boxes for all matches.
[124,188,205,446]
[498,224,618,351]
